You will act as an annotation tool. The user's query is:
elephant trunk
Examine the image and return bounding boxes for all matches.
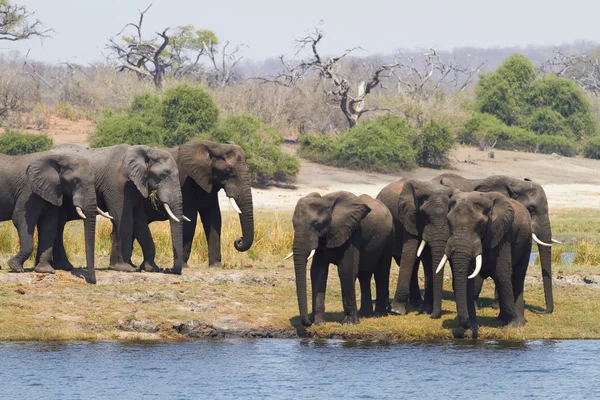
[158,184,185,273]
[429,237,448,319]
[536,217,554,314]
[232,179,254,252]
[292,237,311,327]
[83,204,96,284]
[452,252,472,330]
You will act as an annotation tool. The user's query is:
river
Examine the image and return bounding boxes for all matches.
[0,339,598,399]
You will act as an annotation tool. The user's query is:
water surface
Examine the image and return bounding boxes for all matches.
[0,339,598,399]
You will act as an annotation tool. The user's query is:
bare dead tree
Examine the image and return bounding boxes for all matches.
[0,1,52,41]
[107,4,169,89]
[540,50,600,95]
[255,25,400,128]
[22,49,80,90]
[202,40,246,88]
[392,49,485,99]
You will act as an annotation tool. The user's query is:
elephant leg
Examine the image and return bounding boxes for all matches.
[467,277,478,339]
[511,250,530,326]
[494,250,517,326]
[133,207,160,272]
[409,260,422,306]
[422,247,433,315]
[373,254,391,317]
[357,271,373,318]
[310,253,329,325]
[109,208,136,273]
[338,235,360,325]
[8,201,40,272]
[199,203,222,267]
[491,287,500,310]
[109,223,119,267]
[53,209,74,271]
[34,208,58,274]
[473,275,484,311]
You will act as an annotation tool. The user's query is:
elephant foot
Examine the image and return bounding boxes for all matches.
[409,294,422,307]
[389,301,407,315]
[208,261,222,268]
[311,313,326,325]
[358,307,374,318]
[490,300,500,310]
[422,303,434,315]
[531,308,553,315]
[110,263,137,273]
[471,327,479,340]
[139,261,161,273]
[7,257,24,273]
[373,307,388,318]
[34,263,55,274]
[507,319,525,328]
[342,312,359,325]
[429,310,442,319]
[54,259,74,271]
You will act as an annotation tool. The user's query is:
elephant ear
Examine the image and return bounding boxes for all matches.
[485,193,515,248]
[124,146,150,198]
[178,141,213,193]
[398,180,420,236]
[475,175,518,199]
[326,194,371,249]
[26,156,63,206]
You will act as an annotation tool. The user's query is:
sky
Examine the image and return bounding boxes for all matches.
[5,0,600,64]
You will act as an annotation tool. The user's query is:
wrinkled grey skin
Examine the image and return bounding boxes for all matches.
[377,179,454,319]
[51,144,184,273]
[446,191,532,339]
[132,140,254,269]
[0,152,97,283]
[291,191,393,327]
[438,173,555,314]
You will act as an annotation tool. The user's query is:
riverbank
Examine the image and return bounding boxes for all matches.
[0,209,599,341]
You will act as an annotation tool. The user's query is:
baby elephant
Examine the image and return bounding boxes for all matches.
[287,191,394,327]
[441,191,532,338]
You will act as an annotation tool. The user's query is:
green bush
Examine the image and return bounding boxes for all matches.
[583,136,600,159]
[207,115,299,184]
[415,121,455,167]
[300,116,420,172]
[162,84,219,132]
[90,111,162,148]
[0,131,53,155]
[526,108,572,138]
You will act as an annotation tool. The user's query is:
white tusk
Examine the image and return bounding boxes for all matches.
[96,207,113,220]
[532,233,552,247]
[552,238,562,244]
[284,252,293,261]
[229,197,242,214]
[468,255,482,279]
[183,216,191,222]
[164,203,180,223]
[307,249,316,261]
[436,254,448,274]
[76,206,86,220]
[417,240,426,257]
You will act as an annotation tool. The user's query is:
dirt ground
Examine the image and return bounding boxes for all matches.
[243,146,600,211]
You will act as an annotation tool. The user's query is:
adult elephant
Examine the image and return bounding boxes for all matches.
[442,191,532,339]
[286,191,393,326]
[132,140,254,269]
[437,173,556,314]
[0,152,97,283]
[52,144,185,273]
[377,180,454,318]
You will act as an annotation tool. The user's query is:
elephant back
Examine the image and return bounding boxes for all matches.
[359,194,394,254]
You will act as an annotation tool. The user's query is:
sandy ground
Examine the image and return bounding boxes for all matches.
[232,146,600,211]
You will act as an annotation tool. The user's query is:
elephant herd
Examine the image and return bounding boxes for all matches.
[288,174,556,339]
[0,140,254,284]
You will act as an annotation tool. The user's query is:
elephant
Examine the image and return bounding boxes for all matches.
[0,152,97,283]
[443,191,532,338]
[377,179,454,318]
[287,191,393,327]
[51,144,185,274]
[437,173,556,314]
[131,140,254,269]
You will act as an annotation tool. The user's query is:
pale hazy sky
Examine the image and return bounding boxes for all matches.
[6,0,600,64]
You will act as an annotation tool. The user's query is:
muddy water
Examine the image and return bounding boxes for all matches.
[0,340,598,399]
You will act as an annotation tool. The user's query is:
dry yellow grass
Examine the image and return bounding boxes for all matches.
[0,209,598,341]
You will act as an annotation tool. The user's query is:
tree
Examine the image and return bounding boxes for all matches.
[107,4,222,89]
[540,50,600,96]
[0,0,51,41]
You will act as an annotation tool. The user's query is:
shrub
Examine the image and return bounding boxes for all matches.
[415,121,455,167]
[300,116,419,172]
[525,108,572,138]
[583,136,600,159]
[90,110,162,147]
[207,115,299,184]
[162,84,219,133]
[0,131,53,155]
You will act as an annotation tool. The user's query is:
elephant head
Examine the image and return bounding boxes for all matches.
[445,191,514,330]
[475,175,554,313]
[290,191,371,326]
[177,140,254,253]
[395,180,454,317]
[26,154,98,283]
[124,145,185,272]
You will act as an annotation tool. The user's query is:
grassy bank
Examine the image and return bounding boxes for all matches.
[0,209,599,341]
